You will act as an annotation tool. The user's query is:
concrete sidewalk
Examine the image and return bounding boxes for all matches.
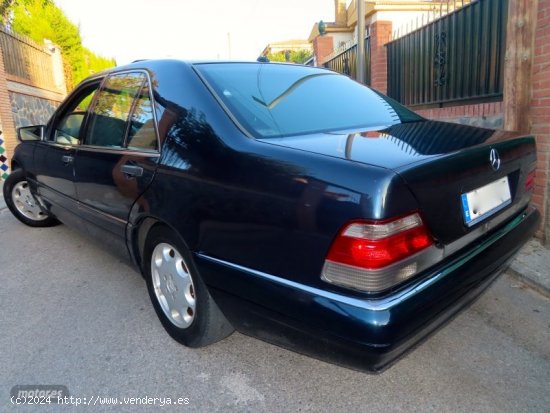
[0,179,548,297]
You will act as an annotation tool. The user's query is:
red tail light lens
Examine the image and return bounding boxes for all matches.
[322,213,436,292]
[326,213,433,270]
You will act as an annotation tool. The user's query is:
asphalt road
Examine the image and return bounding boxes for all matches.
[1,207,549,413]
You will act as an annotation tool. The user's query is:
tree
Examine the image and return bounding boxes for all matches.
[0,0,15,22]
[5,0,115,89]
[266,49,312,64]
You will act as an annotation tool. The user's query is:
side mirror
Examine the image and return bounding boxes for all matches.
[17,125,45,142]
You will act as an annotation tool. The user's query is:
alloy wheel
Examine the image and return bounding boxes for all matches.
[151,243,196,328]
[11,181,48,221]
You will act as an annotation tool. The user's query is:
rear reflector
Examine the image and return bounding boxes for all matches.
[322,213,436,293]
[525,169,536,191]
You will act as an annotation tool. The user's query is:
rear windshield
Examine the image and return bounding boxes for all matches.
[195,63,421,138]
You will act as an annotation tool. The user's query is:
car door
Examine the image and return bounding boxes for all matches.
[73,71,159,257]
[34,80,101,224]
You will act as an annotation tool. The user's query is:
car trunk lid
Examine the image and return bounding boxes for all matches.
[394,133,536,245]
[258,120,537,245]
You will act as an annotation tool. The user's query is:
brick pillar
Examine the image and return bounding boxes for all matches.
[0,46,16,180]
[44,40,67,95]
[529,0,550,244]
[313,35,334,66]
[504,0,538,133]
[369,20,392,94]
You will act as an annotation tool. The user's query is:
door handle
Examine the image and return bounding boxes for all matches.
[62,155,74,164]
[121,164,143,178]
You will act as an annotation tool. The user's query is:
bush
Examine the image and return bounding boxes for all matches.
[266,49,312,64]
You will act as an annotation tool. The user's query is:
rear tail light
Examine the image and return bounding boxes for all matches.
[322,213,438,293]
[525,169,536,191]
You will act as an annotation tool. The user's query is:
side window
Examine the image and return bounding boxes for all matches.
[126,82,158,151]
[53,83,99,145]
[85,72,145,148]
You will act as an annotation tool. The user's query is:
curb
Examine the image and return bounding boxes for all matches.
[506,267,550,298]
[508,238,550,299]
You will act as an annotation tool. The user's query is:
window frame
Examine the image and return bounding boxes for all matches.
[46,78,103,147]
[123,75,160,152]
[74,69,161,155]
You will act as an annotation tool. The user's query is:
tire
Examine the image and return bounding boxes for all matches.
[143,225,234,347]
[3,169,58,227]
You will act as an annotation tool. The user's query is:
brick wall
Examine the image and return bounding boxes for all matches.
[415,101,504,129]
[369,20,392,94]
[313,36,334,66]
[530,0,550,241]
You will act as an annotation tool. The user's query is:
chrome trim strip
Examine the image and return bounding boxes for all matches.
[196,208,530,312]
[77,200,127,225]
[75,145,160,157]
[35,181,127,226]
[35,180,76,203]
[197,253,389,310]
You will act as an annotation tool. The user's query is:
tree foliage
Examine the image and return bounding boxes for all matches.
[0,0,14,20]
[266,49,312,64]
[4,0,115,89]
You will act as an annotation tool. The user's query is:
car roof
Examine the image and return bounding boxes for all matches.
[83,59,322,82]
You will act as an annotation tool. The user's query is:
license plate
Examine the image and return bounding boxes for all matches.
[461,177,511,226]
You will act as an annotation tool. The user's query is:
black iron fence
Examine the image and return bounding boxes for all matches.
[387,0,507,107]
[323,31,371,85]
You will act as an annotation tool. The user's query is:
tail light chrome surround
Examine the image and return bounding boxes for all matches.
[322,213,440,293]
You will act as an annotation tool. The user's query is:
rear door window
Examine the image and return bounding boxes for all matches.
[85,72,145,148]
[126,81,158,151]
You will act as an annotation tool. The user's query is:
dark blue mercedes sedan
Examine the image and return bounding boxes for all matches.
[3,60,540,371]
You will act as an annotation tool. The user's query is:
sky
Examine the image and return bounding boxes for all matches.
[53,0,336,65]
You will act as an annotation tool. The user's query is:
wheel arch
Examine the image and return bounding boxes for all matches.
[10,158,21,172]
[130,215,194,274]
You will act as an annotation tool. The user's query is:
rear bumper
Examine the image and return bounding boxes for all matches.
[196,206,540,372]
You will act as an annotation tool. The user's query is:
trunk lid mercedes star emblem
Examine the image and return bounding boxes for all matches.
[490,148,501,171]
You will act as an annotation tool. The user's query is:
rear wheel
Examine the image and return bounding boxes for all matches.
[3,169,58,227]
[143,226,234,347]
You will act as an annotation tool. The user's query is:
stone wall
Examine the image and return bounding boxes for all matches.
[9,92,58,128]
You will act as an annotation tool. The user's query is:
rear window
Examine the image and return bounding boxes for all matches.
[195,63,421,138]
